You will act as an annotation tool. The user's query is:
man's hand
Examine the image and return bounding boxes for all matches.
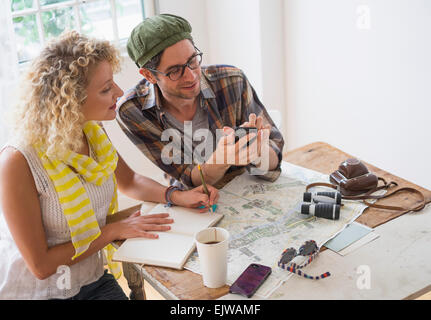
[207,126,260,166]
[241,113,271,132]
[190,113,275,186]
[238,113,272,168]
[208,112,272,167]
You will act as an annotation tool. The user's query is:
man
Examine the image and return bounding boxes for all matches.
[116,14,284,190]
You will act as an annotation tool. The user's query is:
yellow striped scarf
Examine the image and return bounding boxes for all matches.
[35,121,121,279]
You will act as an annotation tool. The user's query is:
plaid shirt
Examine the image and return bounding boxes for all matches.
[116,65,285,189]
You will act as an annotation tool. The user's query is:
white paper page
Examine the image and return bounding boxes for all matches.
[113,232,195,269]
[143,203,223,236]
[338,231,380,256]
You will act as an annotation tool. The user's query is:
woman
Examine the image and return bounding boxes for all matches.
[0,31,218,300]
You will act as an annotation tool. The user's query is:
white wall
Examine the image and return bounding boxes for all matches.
[111,0,431,191]
[205,0,263,96]
[259,0,286,127]
[284,0,431,190]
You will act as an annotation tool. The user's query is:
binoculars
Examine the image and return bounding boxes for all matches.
[303,191,341,205]
[300,191,342,220]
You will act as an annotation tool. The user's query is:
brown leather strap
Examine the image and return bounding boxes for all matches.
[306,181,426,212]
[305,182,338,192]
[306,177,395,199]
[362,187,426,212]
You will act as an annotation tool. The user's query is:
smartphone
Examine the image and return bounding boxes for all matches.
[229,263,272,298]
[233,126,258,145]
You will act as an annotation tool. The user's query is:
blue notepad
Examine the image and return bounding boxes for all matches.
[324,222,373,252]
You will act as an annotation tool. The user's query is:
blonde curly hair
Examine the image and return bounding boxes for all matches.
[13,30,121,157]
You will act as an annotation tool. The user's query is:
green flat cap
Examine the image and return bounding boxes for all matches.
[127,14,193,68]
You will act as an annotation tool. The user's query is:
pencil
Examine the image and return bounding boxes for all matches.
[197,164,213,213]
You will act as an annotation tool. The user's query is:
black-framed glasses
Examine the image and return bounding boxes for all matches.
[147,50,203,81]
[278,240,331,280]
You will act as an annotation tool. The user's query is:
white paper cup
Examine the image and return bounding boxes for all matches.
[195,227,229,288]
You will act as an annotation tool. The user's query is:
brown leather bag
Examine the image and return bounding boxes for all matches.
[306,158,426,212]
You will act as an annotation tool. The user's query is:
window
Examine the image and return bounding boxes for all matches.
[10,0,147,63]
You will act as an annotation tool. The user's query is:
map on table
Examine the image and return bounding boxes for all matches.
[184,161,368,298]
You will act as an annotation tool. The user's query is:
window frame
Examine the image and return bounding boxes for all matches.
[10,0,152,65]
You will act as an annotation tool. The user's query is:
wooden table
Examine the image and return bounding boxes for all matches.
[110,142,431,300]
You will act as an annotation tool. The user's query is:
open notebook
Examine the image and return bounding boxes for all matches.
[112,203,224,269]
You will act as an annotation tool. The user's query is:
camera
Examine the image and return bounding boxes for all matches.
[303,191,341,205]
[301,203,341,220]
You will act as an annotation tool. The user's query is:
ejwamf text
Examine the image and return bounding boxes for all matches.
[170,304,261,317]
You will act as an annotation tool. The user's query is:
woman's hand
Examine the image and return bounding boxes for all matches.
[171,184,219,212]
[111,211,174,240]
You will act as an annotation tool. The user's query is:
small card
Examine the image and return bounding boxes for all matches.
[324,222,373,253]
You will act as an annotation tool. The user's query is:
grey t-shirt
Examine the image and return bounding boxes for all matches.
[164,100,212,164]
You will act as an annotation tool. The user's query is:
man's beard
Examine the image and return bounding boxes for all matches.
[168,80,201,100]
